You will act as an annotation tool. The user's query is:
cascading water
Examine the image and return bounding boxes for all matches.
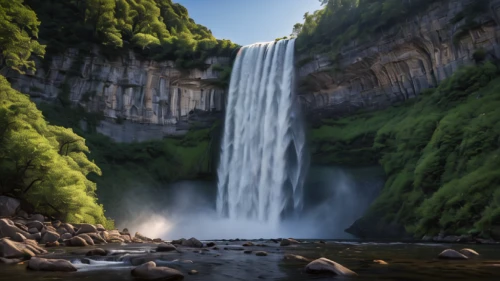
[216,39,307,227]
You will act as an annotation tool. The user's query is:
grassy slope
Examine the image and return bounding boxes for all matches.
[311,62,500,238]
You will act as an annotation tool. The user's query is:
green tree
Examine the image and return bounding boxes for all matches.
[0,0,45,73]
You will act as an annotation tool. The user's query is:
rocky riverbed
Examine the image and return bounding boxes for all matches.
[2,216,500,280]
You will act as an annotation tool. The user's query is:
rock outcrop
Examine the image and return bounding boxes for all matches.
[298,0,500,119]
[4,48,229,142]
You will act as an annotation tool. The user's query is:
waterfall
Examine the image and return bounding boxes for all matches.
[216,39,307,226]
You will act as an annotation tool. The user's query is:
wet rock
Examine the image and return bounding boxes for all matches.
[60,233,73,240]
[374,260,389,265]
[153,238,162,243]
[66,236,88,247]
[306,258,357,276]
[95,224,106,231]
[242,242,254,247]
[86,248,107,256]
[28,257,77,272]
[45,241,59,247]
[181,237,203,248]
[188,269,198,275]
[14,222,28,232]
[56,227,68,236]
[135,232,153,242]
[206,242,216,247]
[51,221,61,228]
[244,250,252,254]
[29,214,44,222]
[28,228,39,235]
[156,243,177,252]
[76,224,97,235]
[422,235,433,241]
[475,238,496,244]
[284,254,310,262]
[121,234,132,243]
[62,223,76,235]
[442,236,460,243]
[438,249,468,260]
[26,221,44,231]
[271,239,279,243]
[255,251,268,256]
[0,238,46,259]
[87,233,106,244]
[0,257,22,264]
[212,247,219,250]
[0,219,38,241]
[12,232,27,242]
[460,248,479,257]
[131,261,184,280]
[0,196,20,217]
[280,238,299,246]
[77,234,95,246]
[42,225,57,234]
[40,231,60,244]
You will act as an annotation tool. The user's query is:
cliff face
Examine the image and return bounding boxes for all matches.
[5,47,228,141]
[298,0,500,118]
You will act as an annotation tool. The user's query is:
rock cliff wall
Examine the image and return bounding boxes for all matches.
[4,46,228,140]
[298,0,500,118]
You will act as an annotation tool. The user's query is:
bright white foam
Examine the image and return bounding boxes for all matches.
[216,39,307,225]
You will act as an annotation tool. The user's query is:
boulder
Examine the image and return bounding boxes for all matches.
[62,223,76,235]
[280,238,299,246]
[0,238,46,259]
[66,236,88,247]
[135,232,153,242]
[171,238,186,245]
[12,232,27,242]
[284,254,310,262]
[0,257,22,264]
[442,236,460,243]
[27,257,77,272]
[156,243,177,252]
[121,235,132,243]
[438,249,468,260]
[95,224,106,231]
[28,228,39,234]
[132,237,144,243]
[56,227,68,236]
[45,241,59,247]
[305,258,357,276]
[29,214,44,222]
[244,250,252,254]
[188,270,198,275]
[242,242,254,246]
[206,242,216,247]
[181,237,203,248]
[60,233,73,240]
[26,221,44,231]
[51,221,61,228]
[40,231,60,244]
[42,225,57,234]
[100,231,110,241]
[374,260,389,265]
[131,261,184,281]
[14,222,29,232]
[109,237,125,243]
[460,248,479,257]
[77,234,95,246]
[87,233,106,244]
[86,248,107,256]
[121,228,130,235]
[255,251,267,256]
[0,219,38,241]
[0,196,20,217]
[153,238,162,243]
[76,224,97,235]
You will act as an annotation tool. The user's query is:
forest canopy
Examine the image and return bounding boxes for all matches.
[24,0,239,69]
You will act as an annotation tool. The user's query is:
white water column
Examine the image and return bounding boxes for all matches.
[216,39,307,226]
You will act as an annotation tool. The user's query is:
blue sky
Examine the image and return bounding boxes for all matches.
[175,0,323,46]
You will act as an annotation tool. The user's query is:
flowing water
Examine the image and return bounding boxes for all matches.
[216,39,307,226]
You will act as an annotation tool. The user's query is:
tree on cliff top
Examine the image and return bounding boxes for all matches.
[0,0,45,73]
[0,0,113,227]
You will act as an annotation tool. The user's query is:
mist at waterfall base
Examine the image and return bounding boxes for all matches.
[116,166,384,240]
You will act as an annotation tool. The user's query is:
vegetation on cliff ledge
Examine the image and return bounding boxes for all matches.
[25,0,239,70]
[311,61,500,238]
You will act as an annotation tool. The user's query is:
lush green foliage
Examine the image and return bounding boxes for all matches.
[311,62,500,237]
[0,76,113,227]
[294,0,486,57]
[24,0,239,70]
[0,0,45,73]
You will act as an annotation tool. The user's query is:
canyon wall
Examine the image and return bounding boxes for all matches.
[4,47,229,142]
[298,0,500,118]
